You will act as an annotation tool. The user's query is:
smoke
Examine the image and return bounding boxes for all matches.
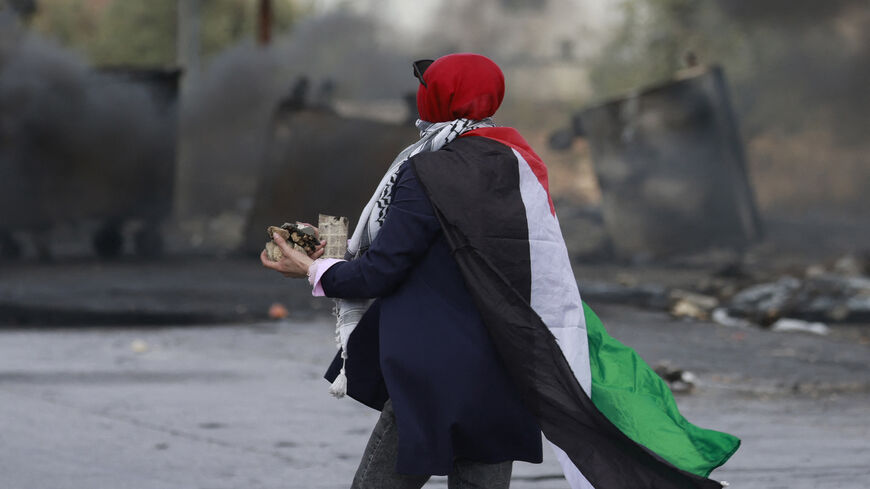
[583,0,870,218]
[0,13,173,231]
[413,0,615,63]
[714,0,870,142]
[714,0,858,25]
[0,10,414,254]
[176,12,413,222]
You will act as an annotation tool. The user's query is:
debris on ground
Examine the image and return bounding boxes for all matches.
[711,308,754,328]
[582,253,869,334]
[726,276,801,325]
[671,299,708,320]
[669,289,719,320]
[268,302,289,319]
[832,253,866,277]
[725,273,870,325]
[770,318,830,336]
[653,362,697,393]
[580,281,670,310]
[130,339,149,353]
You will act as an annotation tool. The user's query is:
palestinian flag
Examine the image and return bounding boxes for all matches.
[411,127,739,489]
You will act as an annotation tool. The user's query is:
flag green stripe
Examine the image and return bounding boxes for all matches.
[584,303,741,477]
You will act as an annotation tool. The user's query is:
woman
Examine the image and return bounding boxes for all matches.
[262,53,738,489]
[263,53,539,489]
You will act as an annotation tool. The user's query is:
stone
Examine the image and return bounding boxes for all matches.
[264,222,319,261]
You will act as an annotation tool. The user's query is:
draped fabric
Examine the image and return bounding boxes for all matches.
[411,131,738,489]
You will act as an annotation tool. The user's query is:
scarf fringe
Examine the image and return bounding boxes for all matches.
[329,351,348,398]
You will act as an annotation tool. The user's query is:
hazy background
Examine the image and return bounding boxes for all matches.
[1,0,868,260]
[2,5,869,487]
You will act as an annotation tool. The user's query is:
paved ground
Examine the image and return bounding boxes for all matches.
[1,303,868,489]
[0,258,324,326]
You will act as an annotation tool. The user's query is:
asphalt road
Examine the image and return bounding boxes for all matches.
[0,305,868,489]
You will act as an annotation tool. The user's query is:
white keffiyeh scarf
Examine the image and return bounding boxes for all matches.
[328,117,494,398]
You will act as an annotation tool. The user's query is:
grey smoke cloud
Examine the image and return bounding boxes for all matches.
[177,12,414,219]
[0,14,171,231]
[718,0,870,143]
[714,0,858,24]
[1,10,415,226]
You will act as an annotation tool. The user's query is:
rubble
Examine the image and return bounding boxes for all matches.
[833,254,865,277]
[580,252,869,331]
[579,281,670,309]
[669,289,719,320]
[653,363,697,394]
[770,318,830,336]
[671,299,708,320]
[726,276,801,325]
[264,222,319,261]
[724,273,870,324]
[804,264,827,278]
[711,308,753,329]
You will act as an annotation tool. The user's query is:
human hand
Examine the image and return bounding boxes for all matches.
[261,232,323,278]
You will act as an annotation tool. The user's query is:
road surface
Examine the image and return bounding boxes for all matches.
[0,305,868,488]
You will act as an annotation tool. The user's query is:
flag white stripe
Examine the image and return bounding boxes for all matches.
[514,148,596,489]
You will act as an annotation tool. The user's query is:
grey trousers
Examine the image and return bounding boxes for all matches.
[351,400,513,489]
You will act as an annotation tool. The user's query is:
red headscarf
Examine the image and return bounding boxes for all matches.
[416,53,505,123]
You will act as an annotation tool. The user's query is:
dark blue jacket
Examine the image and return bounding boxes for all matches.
[322,158,542,475]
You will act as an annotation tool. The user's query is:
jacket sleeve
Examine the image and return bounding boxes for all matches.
[319,163,441,299]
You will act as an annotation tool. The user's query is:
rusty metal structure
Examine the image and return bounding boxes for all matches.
[578,66,763,258]
[242,104,417,254]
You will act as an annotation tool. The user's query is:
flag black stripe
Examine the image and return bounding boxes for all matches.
[413,136,722,489]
